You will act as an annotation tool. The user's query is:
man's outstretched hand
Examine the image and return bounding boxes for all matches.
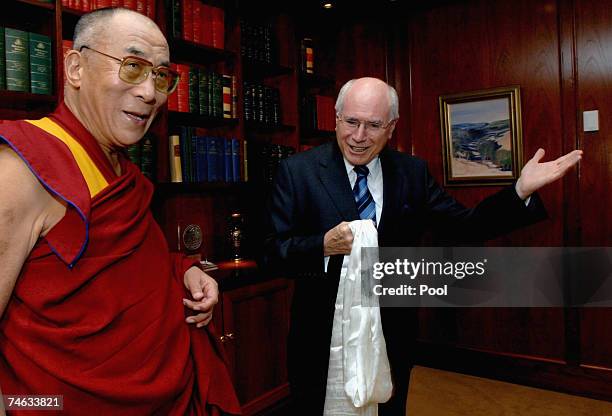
[515,148,583,200]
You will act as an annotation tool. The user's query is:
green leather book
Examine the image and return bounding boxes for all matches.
[29,32,52,95]
[188,66,199,114]
[5,28,29,92]
[212,71,222,118]
[0,27,5,90]
[198,68,209,116]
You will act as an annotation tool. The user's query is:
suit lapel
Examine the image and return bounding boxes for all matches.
[378,147,405,236]
[318,142,359,222]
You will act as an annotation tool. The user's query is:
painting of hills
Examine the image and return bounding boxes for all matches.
[449,97,514,178]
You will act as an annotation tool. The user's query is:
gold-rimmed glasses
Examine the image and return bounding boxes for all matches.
[80,46,180,95]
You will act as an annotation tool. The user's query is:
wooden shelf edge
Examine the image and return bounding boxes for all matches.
[15,0,55,10]
[0,91,58,112]
[168,111,239,128]
[170,39,235,63]
[154,181,245,193]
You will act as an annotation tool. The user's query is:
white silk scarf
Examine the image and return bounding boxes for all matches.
[323,220,393,416]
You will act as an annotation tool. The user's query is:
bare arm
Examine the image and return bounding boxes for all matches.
[0,145,66,318]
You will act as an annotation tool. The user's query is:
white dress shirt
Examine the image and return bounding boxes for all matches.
[324,156,383,272]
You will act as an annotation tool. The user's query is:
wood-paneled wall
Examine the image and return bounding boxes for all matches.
[390,0,611,401]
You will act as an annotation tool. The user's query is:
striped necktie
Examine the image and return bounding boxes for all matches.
[353,165,376,224]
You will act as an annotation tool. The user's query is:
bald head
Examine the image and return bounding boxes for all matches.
[335,77,399,121]
[73,7,165,51]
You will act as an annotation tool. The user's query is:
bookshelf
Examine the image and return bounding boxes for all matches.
[0,0,59,120]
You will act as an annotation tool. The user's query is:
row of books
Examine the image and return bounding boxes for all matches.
[169,127,240,183]
[240,19,276,64]
[62,0,156,18]
[0,28,52,95]
[127,134,155,179]
[169,0,224,49]
[243,81,281,125]
[168,64,236,119]
[247,141,295,185]
[301,94,335,132]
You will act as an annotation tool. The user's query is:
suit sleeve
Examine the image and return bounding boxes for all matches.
[264,160,326,278]
[424,166,548,243]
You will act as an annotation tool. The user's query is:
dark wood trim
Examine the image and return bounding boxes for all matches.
[415,341,612,402]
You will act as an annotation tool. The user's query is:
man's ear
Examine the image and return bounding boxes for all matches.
[64,50,83,89]
[387,119,398,138]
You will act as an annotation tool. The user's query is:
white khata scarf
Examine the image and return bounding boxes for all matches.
[323,220,393,416]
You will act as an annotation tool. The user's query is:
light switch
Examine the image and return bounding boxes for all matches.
[583,110,599,132]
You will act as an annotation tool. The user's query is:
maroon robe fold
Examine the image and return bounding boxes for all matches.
[0,104,241,415]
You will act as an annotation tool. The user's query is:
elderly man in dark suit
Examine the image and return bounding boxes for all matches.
[264,77,582,415]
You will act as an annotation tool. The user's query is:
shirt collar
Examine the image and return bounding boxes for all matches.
[343,155,381,181]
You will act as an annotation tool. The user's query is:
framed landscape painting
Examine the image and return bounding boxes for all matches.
[439,86,523,186]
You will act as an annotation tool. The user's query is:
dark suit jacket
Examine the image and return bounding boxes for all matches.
[264,141,547,414]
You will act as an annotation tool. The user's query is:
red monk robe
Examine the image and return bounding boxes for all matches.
[0,103,241,415]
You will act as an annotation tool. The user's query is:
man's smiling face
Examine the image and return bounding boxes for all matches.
[335,78,396,166]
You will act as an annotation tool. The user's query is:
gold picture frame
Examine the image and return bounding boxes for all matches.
[439,86,523,186]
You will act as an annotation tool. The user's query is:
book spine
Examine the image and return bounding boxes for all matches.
[243,140,248,182]
[96,0,112,7]
[201,4,213,47]
[207,70,214,117]
[231,75,238,119]
[182,0,193,42]
[206,137,219,182]
[82,0,91,11]
[197,68,209,116]
[179,126,190,183]
[140,135,154,180]
[0,28,5,90]
[190,134,199,182]
[222,74,232,119]
[195,136,208,183]
[29,33,52,95]
[188,66,199,114]
[5,29,29,92]
[192,0,202,45]
[211,6,224,49]
[243,81,252,122]
[167,63,179,111]
[272,88,281,125]
[301,38,314,74]
[176,64,190,113]
[264,86,272,125]
[212,71,222,118]
[168,134,183,183]
[223,138,232,182]
[231,138,240,182]
[256,83,264,123]
[170,0,182,40]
